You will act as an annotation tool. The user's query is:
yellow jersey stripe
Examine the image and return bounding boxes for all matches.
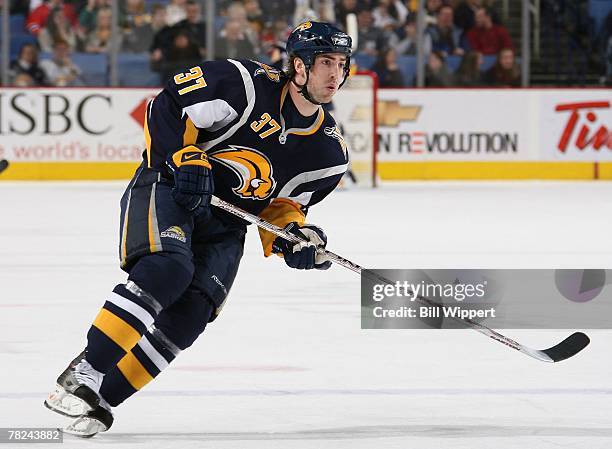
[182,117,198,146]
[117,351,154,390]
[92,308,141,352]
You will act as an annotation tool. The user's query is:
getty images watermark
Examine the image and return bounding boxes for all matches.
[361,269,612,329]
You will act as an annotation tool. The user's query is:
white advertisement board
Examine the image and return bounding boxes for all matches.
[0,88,158,162]
[376,89,611,162]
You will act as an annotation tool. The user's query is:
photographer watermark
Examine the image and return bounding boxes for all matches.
[361,269,612,329]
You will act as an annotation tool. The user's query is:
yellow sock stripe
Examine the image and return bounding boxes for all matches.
[117,351,155,390]
[92,308,142,352]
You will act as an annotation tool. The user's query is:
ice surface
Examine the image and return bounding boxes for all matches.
[1,181,611,449]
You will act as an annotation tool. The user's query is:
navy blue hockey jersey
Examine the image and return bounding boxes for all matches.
[143,58,349,254]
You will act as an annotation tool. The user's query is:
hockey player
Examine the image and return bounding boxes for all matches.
[44,21,352,437]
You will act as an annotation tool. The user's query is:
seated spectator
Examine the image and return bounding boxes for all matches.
[166,0,187,26]
[607,36,612,86]
[425,0,443,26]
[39,7,81,52]
[372,48,405,87]
[153,30,201,83]
[79,0,111,34]
[455,50,483,86]
[356,9,387,56]
[40,40,84,86]
[335,0,363,30]
[149,4,174,61]
[174,1,207,56]
[122,0,155,52]
[372,0,409,30]
[27,0,78,36]
[389,16,429,55]
[225,1,259,53]
[483,47,520,87]
[454,0,481,31]
[85,7,119,53]
[466,6,512,55]
[215,18,256,60]
[10,43,49,86]
[425,51,454,86]
[244,0,265,35]
[424,5,467,57]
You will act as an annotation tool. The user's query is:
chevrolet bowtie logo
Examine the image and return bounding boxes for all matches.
[350,101,422,127]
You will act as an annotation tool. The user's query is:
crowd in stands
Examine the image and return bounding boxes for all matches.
[3,0,611,87]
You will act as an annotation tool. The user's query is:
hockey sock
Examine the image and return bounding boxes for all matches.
[86,282,162,373]
[99,326,180,407]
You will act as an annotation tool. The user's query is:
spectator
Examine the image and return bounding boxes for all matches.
[424,5,467,57]
[373,48,405,87]
[335,0,363,30]
[26,0,78,36]
[79,0,111,34]
[483,47,520,87]
[454,0,482,31]
[10,44,49,86]
[356,9,387,56]
[425,0,443,26]
[606,36,612,86]
[244,0,265,34]
[225,1,259,53]
[389,16,428,55]
[149,4,175,61]
[122,0,149,29]
[38,7,80,52]
[153,30,201,83]
[372,0,409,30]
[121,0,154,52]
[40,39,84,86]
[165,0,187,26]
[85,7,118,53]
[174,1,207,56]
[214,18,256,60]
[466,7,512,55]
[425,51,454,86]
[454,50,483,86]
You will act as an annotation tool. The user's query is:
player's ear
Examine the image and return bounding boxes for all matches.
[293,57,306,83]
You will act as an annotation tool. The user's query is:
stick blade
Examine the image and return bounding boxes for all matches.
[541,332,590,362]
[0,159,8,174]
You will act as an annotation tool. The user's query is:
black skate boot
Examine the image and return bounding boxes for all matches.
[44,351,103,417]
[64,401,114,438]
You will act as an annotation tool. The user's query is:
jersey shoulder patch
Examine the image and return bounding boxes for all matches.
[321,113,349,160]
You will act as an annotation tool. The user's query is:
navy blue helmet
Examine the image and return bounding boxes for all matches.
[285,21,352,102]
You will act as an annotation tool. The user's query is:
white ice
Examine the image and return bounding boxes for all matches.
[1,181,611,449]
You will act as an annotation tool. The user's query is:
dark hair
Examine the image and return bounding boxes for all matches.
[19,43,38,58]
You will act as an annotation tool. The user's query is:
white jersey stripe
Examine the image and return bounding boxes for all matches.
[107,292,155,329]
[200,60,256,151]
[138,334,170,371]
[277,163,349,202]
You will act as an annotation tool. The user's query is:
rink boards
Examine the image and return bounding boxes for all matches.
[0,87,609,180]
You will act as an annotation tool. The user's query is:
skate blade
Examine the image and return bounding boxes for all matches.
[44,384,92,417]
[63,415,108,438]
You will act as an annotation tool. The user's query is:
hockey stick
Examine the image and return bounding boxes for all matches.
[0,159,8,174]
[211,196,590,363]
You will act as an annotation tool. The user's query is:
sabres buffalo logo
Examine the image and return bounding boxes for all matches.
[324,126,348,159]
[253,61,281,82]
[210,146,276,200]
[294,21,312,32]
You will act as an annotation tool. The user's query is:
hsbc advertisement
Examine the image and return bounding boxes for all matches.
[0,88,158,162]
[377,89,611,162]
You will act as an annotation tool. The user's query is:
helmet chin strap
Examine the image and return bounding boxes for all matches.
[292,67,323,106]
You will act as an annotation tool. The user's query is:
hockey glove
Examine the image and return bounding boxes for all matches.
[166,145,214,215]
[271,222,332,270]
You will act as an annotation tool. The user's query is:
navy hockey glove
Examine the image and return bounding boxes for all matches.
[166,145,214,215]
[272,222,332,270]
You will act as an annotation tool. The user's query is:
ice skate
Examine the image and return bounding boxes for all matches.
[44,351,103,417]
[64,399,114,438]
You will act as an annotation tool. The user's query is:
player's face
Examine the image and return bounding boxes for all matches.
[307,54,347,104]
